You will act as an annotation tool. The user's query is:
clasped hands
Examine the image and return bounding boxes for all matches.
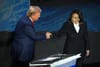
[46,32,52,39]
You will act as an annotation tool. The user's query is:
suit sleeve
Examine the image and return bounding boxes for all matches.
[23,24,46,41]
[52,22,67,38]
[84,23,90,50]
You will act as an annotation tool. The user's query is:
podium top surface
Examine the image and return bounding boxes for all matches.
[29,53,81,66]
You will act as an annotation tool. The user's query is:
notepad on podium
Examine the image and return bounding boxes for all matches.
[29,53,81,67]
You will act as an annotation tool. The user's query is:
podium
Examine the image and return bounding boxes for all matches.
[29,54,81,67]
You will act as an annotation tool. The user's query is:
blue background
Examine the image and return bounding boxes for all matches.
[0,0,29,31]
[0,0,100,32]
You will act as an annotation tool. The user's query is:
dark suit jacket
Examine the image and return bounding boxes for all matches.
[53,21,89,56]
[11,16,46,62]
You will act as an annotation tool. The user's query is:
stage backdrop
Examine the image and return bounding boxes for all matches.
[0,0,29,32]
[32,0,100,32]
[0,0,100,32]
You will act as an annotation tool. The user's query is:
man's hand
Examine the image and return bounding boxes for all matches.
[46,32,52,39]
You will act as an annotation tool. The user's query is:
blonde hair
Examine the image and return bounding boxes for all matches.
[27,6,41,17]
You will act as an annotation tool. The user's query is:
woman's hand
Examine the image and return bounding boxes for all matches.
[86,50,90,57]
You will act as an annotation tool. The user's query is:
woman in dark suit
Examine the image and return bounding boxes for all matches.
[53,9,90,67]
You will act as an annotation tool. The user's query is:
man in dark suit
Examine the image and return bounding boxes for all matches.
[11,6,52,67]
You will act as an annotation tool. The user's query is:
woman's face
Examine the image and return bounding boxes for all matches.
[71,13,80,23]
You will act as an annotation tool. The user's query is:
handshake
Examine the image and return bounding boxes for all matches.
[46,32,52,39]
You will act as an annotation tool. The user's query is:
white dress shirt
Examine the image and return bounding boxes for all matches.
[73,23,80,33]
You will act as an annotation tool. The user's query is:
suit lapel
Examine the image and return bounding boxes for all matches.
[70,22,81,34]
[25,16,34,27]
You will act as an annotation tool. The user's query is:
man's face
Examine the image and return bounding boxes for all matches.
[31,12,41,21]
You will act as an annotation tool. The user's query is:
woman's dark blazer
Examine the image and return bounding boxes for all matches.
[53,21,89,56]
